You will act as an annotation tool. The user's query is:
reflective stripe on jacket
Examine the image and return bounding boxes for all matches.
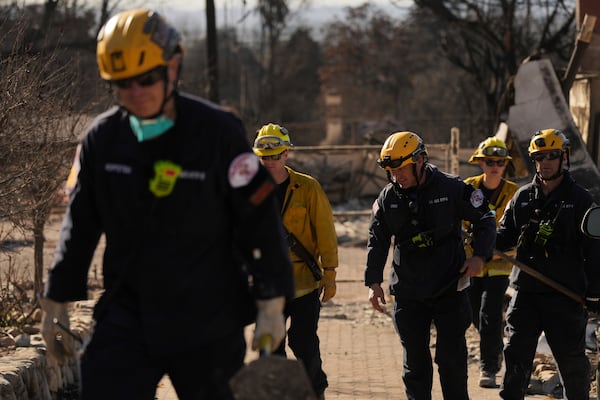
[464,174,519,277]
[282,166,338,298]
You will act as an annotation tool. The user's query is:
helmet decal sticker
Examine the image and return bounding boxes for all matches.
[110,51,126,72]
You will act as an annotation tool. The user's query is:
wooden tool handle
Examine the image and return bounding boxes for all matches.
[259,334,272,357]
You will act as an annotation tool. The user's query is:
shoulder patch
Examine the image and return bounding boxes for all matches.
[372,199,379,214]
[470,189,485,208]
[228,152,259,188]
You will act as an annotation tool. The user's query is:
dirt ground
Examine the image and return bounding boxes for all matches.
[2,211,598,399]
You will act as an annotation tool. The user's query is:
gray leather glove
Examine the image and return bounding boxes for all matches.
[252,296,285,352]
[39,297,75,365]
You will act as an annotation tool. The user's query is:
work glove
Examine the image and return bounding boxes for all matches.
[586,295,600,314]
[252,296,285,353]
[39,297,75,365]
[320,268,337,303]
[461,256,484,277]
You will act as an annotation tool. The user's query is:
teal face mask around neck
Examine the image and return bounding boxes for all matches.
[129,114,174,142]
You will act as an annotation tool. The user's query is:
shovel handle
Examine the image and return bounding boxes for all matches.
[493,249,585,305]
[259,334,272,357]
[53,318,83,344]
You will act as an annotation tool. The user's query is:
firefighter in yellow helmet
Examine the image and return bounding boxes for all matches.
[377,130,428,188]
[40,9,293,399]
[96,8,184,140]
[464,136,519,388]
[528,128,571,181]
[366,131,496,399]
[496,128,600,399]
[253,123,338,399]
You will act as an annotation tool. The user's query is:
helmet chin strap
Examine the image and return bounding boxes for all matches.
[412,164,419,188]
[386,170,395,186]
[116,66,177,120]
[122,68,180,142]
[385,159,427,190]
[412,158,427,189]
[148,68,176,119]
[535,155,568,182]
[536,169,563,181]
[535,157,565,182]
[385,171,404,200]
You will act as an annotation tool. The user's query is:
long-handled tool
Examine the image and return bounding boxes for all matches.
[229,335,317,400]
[493,249,585,305]
[431,271,468,299]
[53,318,84,344]
[461,228,584,305]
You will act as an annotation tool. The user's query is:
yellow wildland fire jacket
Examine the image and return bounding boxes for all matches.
[464,174,519,277]
[281,167,338,298]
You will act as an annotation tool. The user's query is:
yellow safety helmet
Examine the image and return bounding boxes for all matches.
[468,137,512,164]
[253,123,294,157]
[377,131,428,170]
[528,129,570,156]
[96,9,183,81]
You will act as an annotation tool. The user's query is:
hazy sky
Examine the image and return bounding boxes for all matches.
[18,0,412,10]
[19,0,412,39]
[147,0,410,10]
[131,0,412,39]
[140,0,412,19]
[18,0,412,19]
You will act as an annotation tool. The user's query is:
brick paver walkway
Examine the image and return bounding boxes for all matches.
[155,246,551,400]
[34,211,565,399]
[156,306,408,400]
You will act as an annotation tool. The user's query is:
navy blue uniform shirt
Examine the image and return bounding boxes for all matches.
[45,92,294,353]
[365,164,496,300]
[497,171,600,297]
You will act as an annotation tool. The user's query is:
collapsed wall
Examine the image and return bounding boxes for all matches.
[507,58,600,200]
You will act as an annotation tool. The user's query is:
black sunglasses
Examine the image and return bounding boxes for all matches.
[260,150,286,161]
[484,159,506,167]
[531,150,562,162]
[113,67,166,89]
[378,152,420,170]
[378,158,404,169]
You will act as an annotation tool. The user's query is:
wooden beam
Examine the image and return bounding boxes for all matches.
[562,14,597,95]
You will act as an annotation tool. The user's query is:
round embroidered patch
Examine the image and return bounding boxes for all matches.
[372,199,379,214]
[228,152,259,188]
[470,188,484,208]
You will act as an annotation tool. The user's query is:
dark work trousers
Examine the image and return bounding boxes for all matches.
[468,274,509,374]
[274,289,327,396]
[393,290,471,400]
[80,301,246,400]
[500,291,590,400]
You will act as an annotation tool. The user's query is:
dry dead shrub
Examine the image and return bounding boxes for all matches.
[0,253,34,328]
[0,12,83,297]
